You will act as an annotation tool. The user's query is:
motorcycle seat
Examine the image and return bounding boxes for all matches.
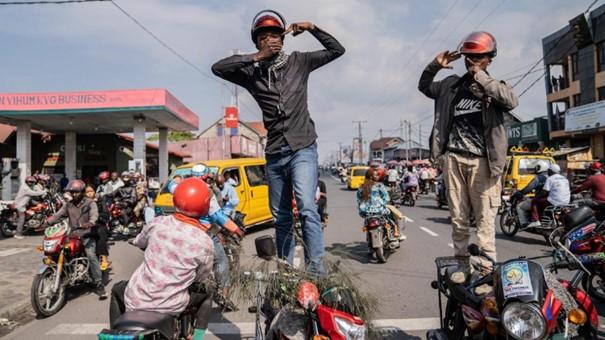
[113,310,175,339]
[564,206,594,230]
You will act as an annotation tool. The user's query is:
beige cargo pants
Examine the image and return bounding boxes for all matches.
[444,152,501,262]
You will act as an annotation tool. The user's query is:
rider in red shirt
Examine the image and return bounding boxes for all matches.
[572,161,605,205]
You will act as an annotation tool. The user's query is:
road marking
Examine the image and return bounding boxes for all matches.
[47,318,442,335]
[330,175,341,182]
[419,226,439,237]
[0,248,30,257]
[403,216,414,223]
[448,243,454,248]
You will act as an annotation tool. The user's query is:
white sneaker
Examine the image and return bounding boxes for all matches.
[13,234,24,240]
[526,221,541,228]
[399,234,407,241]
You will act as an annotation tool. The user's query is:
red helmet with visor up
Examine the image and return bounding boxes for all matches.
[251,10,286,44]
[458,31,497,57]
[172,178,211,218]
[590,161,603,172]
[98,171,110,181]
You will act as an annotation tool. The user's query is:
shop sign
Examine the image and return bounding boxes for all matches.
[565,100,605,132]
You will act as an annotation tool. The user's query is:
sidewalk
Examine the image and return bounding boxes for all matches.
[0,235,41,334]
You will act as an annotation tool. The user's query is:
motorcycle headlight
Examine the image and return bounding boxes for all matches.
[43,239,60,253]
[335,317,366,340]
[502,302,546,340]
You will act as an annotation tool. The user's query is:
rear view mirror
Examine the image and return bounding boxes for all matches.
[255,235,276,260]
[10,159,18,170]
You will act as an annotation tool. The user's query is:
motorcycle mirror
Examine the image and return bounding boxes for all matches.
[468,244,481,257]
[10,159,18,170]
[254,235,276,260]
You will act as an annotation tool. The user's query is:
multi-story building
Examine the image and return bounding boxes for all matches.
[543,4,605,159]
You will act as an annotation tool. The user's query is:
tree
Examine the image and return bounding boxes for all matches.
[147,131,196,142]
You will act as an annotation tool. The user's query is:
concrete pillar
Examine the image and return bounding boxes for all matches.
[65,131,77,180]
[133,118,146,176]
[158,127,168,183]
[16,121,31,184]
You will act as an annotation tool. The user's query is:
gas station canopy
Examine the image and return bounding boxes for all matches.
[0,89,198,133]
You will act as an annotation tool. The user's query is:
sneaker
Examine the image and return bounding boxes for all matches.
[95,284,107,300]
[398,234,407,241]
[100,256,111,271]
[13,234,24,240]
[526,221,541,228]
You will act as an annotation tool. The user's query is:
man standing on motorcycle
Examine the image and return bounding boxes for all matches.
[211,10,345,275]
[13,176,47,239]
[46,180,106,298]
[527,164,570,228]
[110,178,215,340]
[572,161,605,208]
[511,161,550,226]
[357,168,406,241]
[418,31,518,265]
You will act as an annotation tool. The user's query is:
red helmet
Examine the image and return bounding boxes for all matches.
[36,174,50,182]
[458,31,497,57]
[172,178,211,218]
[25,176,36,185]
[375,168,387,181]
[251,10,286,44]
[66,179,85,193]
[590,162,603,172]
[99,171,110,181]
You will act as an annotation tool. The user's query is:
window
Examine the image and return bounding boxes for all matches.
[571,53,579,81]
[598,87,605,101]
[245,165,267,186]
[222,167,242,187]
[598,41,605,72]
[573,94,581,107]
[160,165,219,193]
[518,158,554,175]
[352,168,367,176]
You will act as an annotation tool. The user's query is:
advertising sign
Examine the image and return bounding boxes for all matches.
[225,106,239,129]
[565,100,605,132]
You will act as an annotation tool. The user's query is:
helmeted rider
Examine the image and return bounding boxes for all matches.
[357,168,406,241]
[572,161,605,209]
[109,178,215,340]
[13,176,47,239]
[401,166,419,200]
[96,171,113,212]
[113,171,137,228]
[511,161,550,226]
[527,164,570,228]
[46,179,106,298]
[108,171,124,194]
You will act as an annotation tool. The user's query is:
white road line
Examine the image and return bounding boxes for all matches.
[448,243,454,248]
[0,248,30,257]
[47,318,442,335]
[403,216,414,223]
[330,175,341,182]
[419,226,439,237]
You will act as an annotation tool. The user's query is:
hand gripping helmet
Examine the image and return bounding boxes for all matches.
[98,171,110,181]
[250,9,286,44]
[66,179,85,193]
[172,178,211,218]
[458,31,497,58]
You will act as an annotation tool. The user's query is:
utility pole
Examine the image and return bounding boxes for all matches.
[418,124,422,160]
[407,120,412,161]
[353,120,367,164]
[379,128,383,139]
[231,49,240,109]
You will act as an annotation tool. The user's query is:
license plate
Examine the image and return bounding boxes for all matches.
[43,240,56,252]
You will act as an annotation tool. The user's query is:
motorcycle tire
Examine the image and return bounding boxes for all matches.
[410,198,416,207]
[31,268,66,317]
[0,220,16,237]
[375,247,387,263]
[582,273,605,301]
[499,210,518,237]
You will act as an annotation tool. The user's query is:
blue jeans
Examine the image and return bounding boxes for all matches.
[212,235,230,288]
[267,143,325,274]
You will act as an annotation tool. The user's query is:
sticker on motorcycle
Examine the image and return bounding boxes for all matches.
[501,261,533,298]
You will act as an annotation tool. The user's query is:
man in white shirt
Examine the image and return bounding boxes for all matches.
[387,166,399,187]
[527,164,569,228]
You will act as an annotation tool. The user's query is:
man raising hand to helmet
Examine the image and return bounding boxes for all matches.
[419,31,518,266]
[212,10,344,275]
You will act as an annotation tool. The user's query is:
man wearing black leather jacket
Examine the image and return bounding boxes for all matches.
[114,172,137,227]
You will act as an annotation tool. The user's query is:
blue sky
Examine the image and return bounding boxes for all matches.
[0,0,593,162]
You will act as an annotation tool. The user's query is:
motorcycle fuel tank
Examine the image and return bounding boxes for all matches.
[495,259,545,306]
[67,235,83,255]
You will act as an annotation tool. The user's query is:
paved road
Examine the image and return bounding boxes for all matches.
[0,176,595,339]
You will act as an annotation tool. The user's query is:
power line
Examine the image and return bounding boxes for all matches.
[503,67,545,82]
[108,0,233,95]
[0,0,108,4]
[472,0,507,30]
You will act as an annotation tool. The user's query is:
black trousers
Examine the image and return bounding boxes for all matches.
[318,197,327,222]
[92,224,109,256]
[109,280,213,330]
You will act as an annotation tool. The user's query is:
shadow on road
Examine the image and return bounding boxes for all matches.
[370,327,422,339]
[425,216,450,225]
[208,306,245,340]
[496,232,548,246]
[326,241,372,264]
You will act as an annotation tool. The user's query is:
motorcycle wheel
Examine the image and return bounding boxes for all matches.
[375,247,386,263]
[31,268,66,317]
[582,273,605,301]
[410,198,416,207]
[499,210,518,237]
[0,220,16,237]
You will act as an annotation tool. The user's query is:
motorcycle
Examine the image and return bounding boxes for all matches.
[31,220,96,317]
[98,243,212,340]
[387,184,402,207]
[402,186,417,207]
[0,193,62,237]
[427,244,598,339]
[108,198,142,240]
[363,215,399,263]
[248,235,367,340]
[499,194,575,243]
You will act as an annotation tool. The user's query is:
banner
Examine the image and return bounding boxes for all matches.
[225,106,239,129]
[565,100,605,132]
